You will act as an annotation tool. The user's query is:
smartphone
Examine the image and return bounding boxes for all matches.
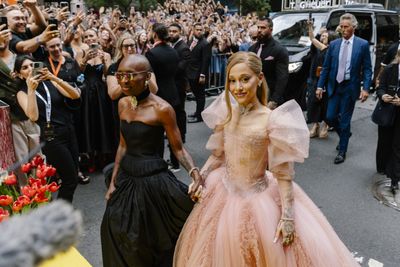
[308,12,314,22]
[32,62,44,77]
[48,18,58,30]
[0,16,7,28]
[387,86,398,97]
[120,15,128,21]
[90,43,99,52]
[60,2,69,9]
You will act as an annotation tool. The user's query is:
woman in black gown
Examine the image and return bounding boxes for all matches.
[101,54,203,267]
[80,29,115,168]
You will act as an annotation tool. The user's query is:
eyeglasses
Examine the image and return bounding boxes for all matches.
[115,71,148,80]
[122,44,136,49]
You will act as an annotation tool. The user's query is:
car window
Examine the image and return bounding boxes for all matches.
[376,14,398,46]
[272,13,327,47]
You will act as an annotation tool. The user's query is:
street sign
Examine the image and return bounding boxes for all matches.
[282,0,369,10]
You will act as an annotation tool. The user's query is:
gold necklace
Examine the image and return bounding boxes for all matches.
[130,96,138,109]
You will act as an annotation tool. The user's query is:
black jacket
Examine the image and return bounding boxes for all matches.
[377,63,399,100]
[173,39,191,93]
[146,43,180,107]
[249,37,289,105]
[187,37,211,80]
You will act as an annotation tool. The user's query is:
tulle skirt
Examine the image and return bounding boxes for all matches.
[174,167,359,267]
[101,156,194,267]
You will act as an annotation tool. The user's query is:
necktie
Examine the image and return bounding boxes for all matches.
[257,44,263,57]
[189,38,198,51]
[336,40,349,83]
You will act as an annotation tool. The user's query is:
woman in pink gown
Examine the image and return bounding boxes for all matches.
[174,52,359,267]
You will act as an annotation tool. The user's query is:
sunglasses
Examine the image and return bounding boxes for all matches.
[122,44,136,49]
[115,71,148,80]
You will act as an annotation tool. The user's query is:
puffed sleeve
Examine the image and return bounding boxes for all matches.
[267,100,309,179]
[201,94,230,156]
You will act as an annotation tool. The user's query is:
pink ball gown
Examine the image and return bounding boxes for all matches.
[173,94,360,267]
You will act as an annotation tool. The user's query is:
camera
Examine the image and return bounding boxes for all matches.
[119,15,128,21]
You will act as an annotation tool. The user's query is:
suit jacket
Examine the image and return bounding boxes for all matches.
[146,43,180,107]
[317,36,372,101]
[173,39,191,93]
[187,37,211,80]
[249,37,289,105]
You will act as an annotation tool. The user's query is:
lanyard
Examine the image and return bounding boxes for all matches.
[48,56,62,77]
[35,82,52,125]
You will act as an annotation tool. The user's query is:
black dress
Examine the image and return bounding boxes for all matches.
[101,121,194,267]
[81,64,115,154]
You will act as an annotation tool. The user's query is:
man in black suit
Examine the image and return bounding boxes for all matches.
[168,23,191,171]
[187,23,211,123]
[249,17,289,109]
[146,23,181,167]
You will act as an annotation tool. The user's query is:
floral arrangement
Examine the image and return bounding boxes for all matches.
[0,155,60,223]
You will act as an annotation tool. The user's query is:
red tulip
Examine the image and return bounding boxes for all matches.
[36,185,47,195]
[21,163,32,173]
[3,173,17,186]
[31,155,44,167]
[33,193,48,203]
[28,176,36,185]
[17,195,31,206]
[47,182,60,193]
[0,208,9,222]
[21,186,36,198]
[12,200,23,212]
[0,195,13,206]
[36,168,47,179]
[46,166,57,177]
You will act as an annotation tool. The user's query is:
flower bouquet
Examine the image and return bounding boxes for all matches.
[0,155,60,222]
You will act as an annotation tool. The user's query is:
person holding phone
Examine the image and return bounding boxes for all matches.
[79,29,115,170]
[0,23,41,173]
[15,55,81,203]
[5,2,54,59]
[375,49,400,193]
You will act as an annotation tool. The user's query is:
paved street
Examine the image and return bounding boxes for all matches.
[74,96,400,267]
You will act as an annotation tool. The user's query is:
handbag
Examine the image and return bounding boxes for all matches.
[371,100,396,127]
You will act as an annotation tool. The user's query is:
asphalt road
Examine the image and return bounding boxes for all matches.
[74,96,400,267]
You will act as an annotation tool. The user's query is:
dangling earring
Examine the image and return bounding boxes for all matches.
[145,80,149,88]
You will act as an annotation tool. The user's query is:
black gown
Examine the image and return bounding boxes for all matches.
[101,120,194,267]
[80,64,115,154]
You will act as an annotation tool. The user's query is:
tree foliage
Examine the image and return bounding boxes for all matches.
[84,0,160,12]
[235,0,271,16]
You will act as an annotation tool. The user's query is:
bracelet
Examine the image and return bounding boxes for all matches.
[280,217,294,221]
[188,167,199,177]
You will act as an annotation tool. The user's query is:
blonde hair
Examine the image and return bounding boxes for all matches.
[113,33,136,63]
[223,51,269,125]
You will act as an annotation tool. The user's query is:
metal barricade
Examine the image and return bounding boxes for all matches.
[205,52,230,95]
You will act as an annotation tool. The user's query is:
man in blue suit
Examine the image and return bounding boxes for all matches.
[316,13,372,164]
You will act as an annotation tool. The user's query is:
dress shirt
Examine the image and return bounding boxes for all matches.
[338,35,354,80]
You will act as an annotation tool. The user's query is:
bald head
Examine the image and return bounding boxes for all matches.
[118,54,152,73]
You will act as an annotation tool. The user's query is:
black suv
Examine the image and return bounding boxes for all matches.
[271,4,399,109]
